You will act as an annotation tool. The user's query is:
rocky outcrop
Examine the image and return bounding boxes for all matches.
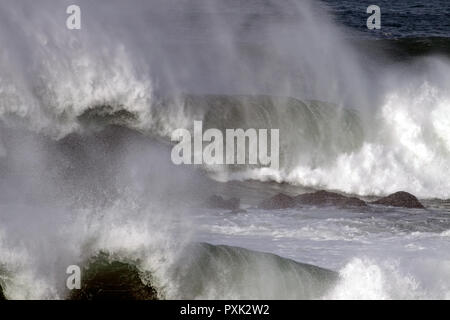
[206,195,240,210]
[258,190,367,210]
[258,190,424,211]
[372,191,425,209]
[258,193,296,210]
[69,252,157,300]
[295,190,367,207]
[229,208,247,214]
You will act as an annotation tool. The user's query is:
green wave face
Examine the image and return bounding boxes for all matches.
[62,243,337,300]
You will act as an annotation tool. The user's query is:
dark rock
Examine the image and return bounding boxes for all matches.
[229,208,247,214]
[372,191,425,209]
[295,190,367,207]
[258,193,296,210]
[206,195,240,210]
[343,197,368,207]
[69,252,157,300]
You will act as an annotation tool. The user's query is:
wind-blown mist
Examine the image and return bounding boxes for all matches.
[0,0,370,128]
[0,0,450,300]
[1,0,449,198]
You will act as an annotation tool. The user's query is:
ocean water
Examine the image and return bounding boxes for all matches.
[323,0,450,38]
[0,0,450,300]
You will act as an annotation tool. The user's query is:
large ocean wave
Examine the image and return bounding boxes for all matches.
[1,0,449,198]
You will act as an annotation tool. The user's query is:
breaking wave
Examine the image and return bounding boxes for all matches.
[1,1,449,198]
[0,240,337,300]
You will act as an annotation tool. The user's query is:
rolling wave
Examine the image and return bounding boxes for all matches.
[0,243,337,300]
[0,0,449,198]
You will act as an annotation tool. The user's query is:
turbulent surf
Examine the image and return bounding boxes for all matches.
[0,0,450,300]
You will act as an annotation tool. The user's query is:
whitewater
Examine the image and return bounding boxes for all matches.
[0,0,449,300]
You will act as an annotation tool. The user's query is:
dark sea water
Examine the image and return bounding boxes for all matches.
[322,0,450,38]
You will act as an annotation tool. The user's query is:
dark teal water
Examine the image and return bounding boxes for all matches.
[322,0,450,38]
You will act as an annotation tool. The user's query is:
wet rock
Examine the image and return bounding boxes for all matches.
[229,208,247,214]
[258,193,296,210]
[69,252,157,300]
[206,195,240,210]
[372,191,425,209]
[295,190,367,207]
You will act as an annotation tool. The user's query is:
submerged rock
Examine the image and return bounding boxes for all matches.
[229,208,247,214]
[258,193,296,209]
[372,191,425,209]
[206,195,240,210]
[295,190,367,207]
[69,252,157,300]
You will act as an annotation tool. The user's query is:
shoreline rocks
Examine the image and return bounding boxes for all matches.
[258,193,296,210]
[229,208,247,214]
[257,190,425,210]
[295,190,367,208]
[258,190,368,210]
[206,195,240,211]
[371,191,425,209]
